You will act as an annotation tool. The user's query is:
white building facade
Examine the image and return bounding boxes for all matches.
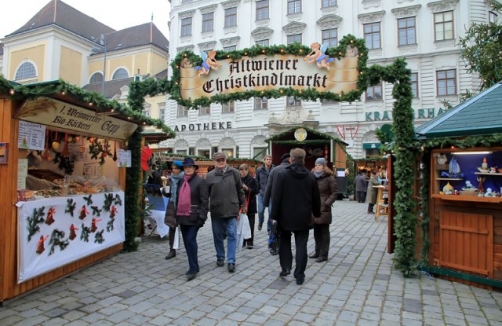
[164,0,493,160]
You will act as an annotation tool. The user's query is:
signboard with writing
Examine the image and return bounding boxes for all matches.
[18,121,45,150]
[180,50,359,101]
[15,98,138,140]
[117,149,131,168]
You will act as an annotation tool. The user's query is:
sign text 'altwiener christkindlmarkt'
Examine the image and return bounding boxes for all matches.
[180,49,359,101]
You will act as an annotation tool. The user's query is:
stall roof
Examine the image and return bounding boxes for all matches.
[266,125,348,146]
[415,81,502,139]
[0,76,175,138]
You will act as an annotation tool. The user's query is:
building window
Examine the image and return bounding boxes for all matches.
[177,104,188,117]
[89,72,103,84]
[411,73,418,98]
[224,46,236,51]
[287,96,301,106]
[176,149,187,155]
[181,17,192,37]
[287,34,302,45]
[253,147,268,161]
[142,109,150,117]
[202,12,214,32]
[364,22,381,50]
[15,62,36,80]
[322,28,338,47]
[434,11,454,41]
[288,0,302,14]
[254,97,268,110]
[437,69,456,96]
[366,84,382,101]
[222,101,235,113]
[112,68,129,80]
[159,108,165,121]
[256,39,269,46]
[199,106,211,115]
[398,17,416,46]
[489,11,498,23]
[256,0,269,20]
[225,7,237,28]
[322,0,336,8]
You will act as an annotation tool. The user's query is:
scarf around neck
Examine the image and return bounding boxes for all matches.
[176,174,193,216]
[170,172,184,207]
[314,170,324,178]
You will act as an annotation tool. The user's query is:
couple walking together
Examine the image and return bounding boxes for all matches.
[163,152,246,280]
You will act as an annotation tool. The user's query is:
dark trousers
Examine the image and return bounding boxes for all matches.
[180,225,199,273]
[313,224,330,259]
[368,203,375,213]
[245,213,255,246]
[278,229,309,281]
[168,226,176,250]
[356,191,366,203]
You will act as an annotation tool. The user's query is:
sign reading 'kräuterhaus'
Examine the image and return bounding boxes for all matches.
[16,97,138,140]
[180,48,359,100]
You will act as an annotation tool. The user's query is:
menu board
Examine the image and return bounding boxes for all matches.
[18,121,46,150]
[83,162,102,177]
[117,149,131,168]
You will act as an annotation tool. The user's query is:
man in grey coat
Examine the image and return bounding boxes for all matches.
[205,152,246,273]
[354,170,367,203]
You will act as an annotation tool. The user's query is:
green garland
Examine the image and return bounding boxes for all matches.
[170,35,369,109]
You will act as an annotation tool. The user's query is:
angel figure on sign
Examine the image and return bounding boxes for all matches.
[194,51,222,76]
[303,42,336,70]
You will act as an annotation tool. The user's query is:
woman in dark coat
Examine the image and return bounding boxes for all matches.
[175,157,209,281]
[309,158,337,263]
[239,164,258,248]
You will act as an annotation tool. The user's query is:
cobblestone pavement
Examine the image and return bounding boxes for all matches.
[1,200,502,326]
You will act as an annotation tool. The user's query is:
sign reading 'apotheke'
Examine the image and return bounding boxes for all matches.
[16,98,138,140]
[180,51,359,100]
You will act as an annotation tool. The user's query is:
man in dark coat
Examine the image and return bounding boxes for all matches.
[271,148,321,285]
[263,153,291,208]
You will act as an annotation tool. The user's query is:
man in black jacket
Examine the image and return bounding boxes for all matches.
[271,148,321,285]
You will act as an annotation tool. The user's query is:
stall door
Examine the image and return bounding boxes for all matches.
[439,211,493,277]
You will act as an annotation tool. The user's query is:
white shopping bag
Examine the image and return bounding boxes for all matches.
[237,213,251,251]
[172,226,180,249]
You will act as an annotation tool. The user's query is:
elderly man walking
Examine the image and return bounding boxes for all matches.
[206,152,246,273]
[271,148,321,285]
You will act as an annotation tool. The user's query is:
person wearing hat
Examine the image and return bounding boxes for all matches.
[309,157,337,263]
[174,157,208,280]
[163,160,184,260]
[206,152,246,273]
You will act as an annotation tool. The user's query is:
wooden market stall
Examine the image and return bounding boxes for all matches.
[415,81,502,290]
[265,126,348,197]
[0,78,171,303]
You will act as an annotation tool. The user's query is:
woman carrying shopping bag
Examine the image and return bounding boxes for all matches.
[175,157,208,281]
[239,164,258,249]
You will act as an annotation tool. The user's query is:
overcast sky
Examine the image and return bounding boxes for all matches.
[2,0,171,40]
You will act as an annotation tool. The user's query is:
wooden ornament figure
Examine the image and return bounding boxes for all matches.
[110,205,118,219]
[91,218,102,233]
[45,207,56,225]
[79,205,89,220]
[69,224,79,240]
[36,235,49,254]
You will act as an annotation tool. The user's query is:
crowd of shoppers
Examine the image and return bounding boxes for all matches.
[147,148,351,284]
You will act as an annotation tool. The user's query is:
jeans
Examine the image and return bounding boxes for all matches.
[279,229,309,281]
[180,224,199,273]
[258,194,272,232]
[211,217,237,264]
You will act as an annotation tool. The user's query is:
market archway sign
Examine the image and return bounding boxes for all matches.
[170,35,367,108]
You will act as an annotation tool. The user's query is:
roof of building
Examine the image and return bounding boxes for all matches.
[415,81,502,138]
[7,0,115,41]
[83,69,168,98]
[7,0,169,54]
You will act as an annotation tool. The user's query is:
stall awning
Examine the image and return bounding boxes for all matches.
[363,143,381,149]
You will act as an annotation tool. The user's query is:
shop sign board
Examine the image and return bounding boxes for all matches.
[15,98,138,140]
